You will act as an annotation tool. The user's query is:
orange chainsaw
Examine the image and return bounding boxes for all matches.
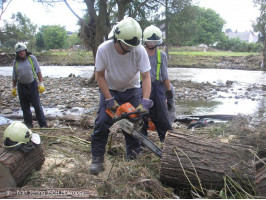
[106,102,162,157]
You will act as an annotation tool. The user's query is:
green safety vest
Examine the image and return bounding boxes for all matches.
[156,49,161,81]
[141,49,161,81]
[15,56,37,79]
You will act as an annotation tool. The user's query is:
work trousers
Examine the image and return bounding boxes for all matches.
[91,88,142,160]
[141,81,172,142]
[17,80,47,127]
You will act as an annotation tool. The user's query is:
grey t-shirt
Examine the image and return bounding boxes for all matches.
[148,49,169,82]
[12,55,41,84]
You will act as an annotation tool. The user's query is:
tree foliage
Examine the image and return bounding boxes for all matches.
[0,12,37,51]
[169,6,225,46]
[41,25,67,49]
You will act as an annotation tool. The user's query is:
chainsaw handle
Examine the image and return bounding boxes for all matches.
[112,110,140,123]
[112,110,150,123]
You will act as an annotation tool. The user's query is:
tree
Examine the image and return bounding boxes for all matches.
[253,0,266,68]
[168,6,225,46]
[152,0,192,55]
[0,12,37,51]
[42,25,67,49]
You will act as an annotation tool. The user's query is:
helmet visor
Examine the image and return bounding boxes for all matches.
[124,36,140,47]
[145,40,162,46]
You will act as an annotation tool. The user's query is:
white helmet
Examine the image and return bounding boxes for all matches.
[3,121,40,148]
[14,42,27,53]
[143,25,163,45]
[108,17,142,47]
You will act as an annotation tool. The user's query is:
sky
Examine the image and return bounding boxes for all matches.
[0,0,261,32]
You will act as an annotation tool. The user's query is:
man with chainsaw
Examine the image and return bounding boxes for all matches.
[90,17,153,175]
[141,25,173,142]
[12,42,47,128]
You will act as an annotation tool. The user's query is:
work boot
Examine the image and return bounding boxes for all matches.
[89,156,104,175]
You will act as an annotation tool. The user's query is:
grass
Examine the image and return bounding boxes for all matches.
[169,51,260,57]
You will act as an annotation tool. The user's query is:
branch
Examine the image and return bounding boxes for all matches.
[63,0,83,23]
[0,0,13,21]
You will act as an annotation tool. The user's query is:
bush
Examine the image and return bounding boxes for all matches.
[216,37,263,52]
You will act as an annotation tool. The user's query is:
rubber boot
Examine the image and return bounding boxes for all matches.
[89,156,104,175]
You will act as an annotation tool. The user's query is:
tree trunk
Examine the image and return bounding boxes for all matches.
[0,146,45,187]
[0,187,99,199]
[263,37,266,68]
[160,131,256,191]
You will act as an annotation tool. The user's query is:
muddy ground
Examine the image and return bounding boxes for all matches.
[0,74,266,198]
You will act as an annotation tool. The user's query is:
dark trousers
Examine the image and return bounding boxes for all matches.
[18,80,47,127]
[141,82,172,142]
[91,88,142,159]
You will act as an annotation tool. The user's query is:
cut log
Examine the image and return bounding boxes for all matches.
[0,187,100,199]
[255,165,266,197]
[0,146,45,187]
[160,131,256,191]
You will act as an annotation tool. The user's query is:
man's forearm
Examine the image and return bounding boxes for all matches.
[96,71,112,100]
[37,72,43,82]
[141,72,151,99]
[12,80,17,88]
[163,79,171,91]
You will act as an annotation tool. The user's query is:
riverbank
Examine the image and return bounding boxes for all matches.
[0,48,264,71]
[0,73,266,198]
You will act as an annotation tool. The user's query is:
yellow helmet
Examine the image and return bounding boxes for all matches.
[3,121,32,148]
[14,42,27,53]
[109,17,142,47]
[143,25,163,45]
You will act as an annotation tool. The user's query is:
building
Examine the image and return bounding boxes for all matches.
[226,31,259,43]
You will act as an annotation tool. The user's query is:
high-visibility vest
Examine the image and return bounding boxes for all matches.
[156,49,161,81]
[15,56,37,79]
[141,49,161,81]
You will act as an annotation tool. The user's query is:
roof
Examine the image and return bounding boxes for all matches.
[226,31,259,43]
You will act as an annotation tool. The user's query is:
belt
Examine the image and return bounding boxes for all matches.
[18,80,35,87]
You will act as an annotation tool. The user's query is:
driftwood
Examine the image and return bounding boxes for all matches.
[255,165,266,196]
[255,150,266,197]
[0,187,99,199]
[2,114,94,127]
[160,131,256,191]
[0,146,45,187]
[175,114,235,123]
[2,114,82,122]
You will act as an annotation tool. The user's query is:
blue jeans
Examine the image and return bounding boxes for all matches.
[18,80,47,127]
[91,88,142,159]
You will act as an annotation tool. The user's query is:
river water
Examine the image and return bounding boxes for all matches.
[1,66,265,124]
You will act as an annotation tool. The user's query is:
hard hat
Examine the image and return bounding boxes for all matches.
[14,42,27,53]
[108,17,142,47]
[143,25,163,45]
[3,121,40,148]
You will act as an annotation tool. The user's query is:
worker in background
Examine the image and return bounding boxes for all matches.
[141,25,174,142]
[12,42,47,128]
[90,17,152,175]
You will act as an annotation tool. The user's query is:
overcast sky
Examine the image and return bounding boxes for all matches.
[0,0,261,32]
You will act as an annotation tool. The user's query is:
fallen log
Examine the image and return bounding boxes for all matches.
[160,131,256,192]
[255,165,266,197]
[0,187,100,199]
[0,146,45,187]
[2,114,82,122]
[175,114,235,123]
[1,114,94,127]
